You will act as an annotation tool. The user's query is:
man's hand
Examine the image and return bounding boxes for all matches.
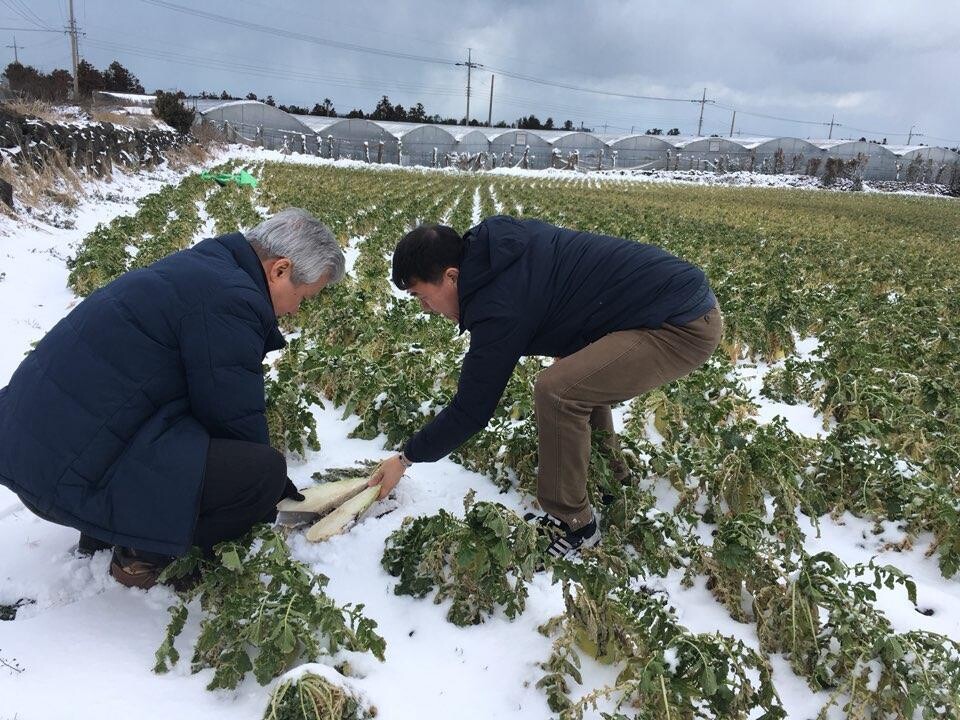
[282,478,305,502]
[368,455,407,500]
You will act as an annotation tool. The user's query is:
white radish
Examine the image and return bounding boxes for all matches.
[277,476,369,515]
[306,486,381,542]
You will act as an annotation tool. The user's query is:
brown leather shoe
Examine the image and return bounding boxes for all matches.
[109,547,166,590]
[109,547,202,592]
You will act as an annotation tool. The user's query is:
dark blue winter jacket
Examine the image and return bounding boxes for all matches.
[0,233,284,556]
[404,216,716,463]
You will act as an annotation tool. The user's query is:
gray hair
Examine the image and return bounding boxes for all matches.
[245,207,345,285]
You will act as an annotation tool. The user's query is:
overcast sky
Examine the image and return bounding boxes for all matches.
[4,0,958,145]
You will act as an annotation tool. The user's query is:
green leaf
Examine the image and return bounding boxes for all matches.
[220,549,242,571]
[700,664,718,696]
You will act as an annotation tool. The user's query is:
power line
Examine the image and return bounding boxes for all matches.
[710,101,831,128]
[12,0,51,29]
[83,36,466,101]
[0,0,53,31]
[136,0,709,107]
[85,33,682,131]
[921,133,960,145]
[25,34,64,51]
[494,95,690,131]
[838,122,922,139]
[137,0,457,67]
[0,25,61,33]
[487,63,705,104]
[84,41,462,100]
[230,0,471,55]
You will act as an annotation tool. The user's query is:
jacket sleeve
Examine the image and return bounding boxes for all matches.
[179,293,271,444]
[404,314,529,462]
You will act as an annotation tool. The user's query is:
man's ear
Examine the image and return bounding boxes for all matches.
[446,267,459,284]
[267,257,292,280]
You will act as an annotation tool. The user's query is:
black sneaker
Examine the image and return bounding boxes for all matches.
[77,532,112,557]
[525,511,601,560]
[598,474,635,507]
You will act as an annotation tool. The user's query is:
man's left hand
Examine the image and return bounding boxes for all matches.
[282,477,305,502]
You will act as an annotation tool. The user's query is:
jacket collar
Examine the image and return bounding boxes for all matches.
[215,232,286,352]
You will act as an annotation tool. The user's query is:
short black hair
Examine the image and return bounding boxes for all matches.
[392,224,465,289]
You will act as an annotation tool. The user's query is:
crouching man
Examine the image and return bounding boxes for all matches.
[0,208,344,588]
[371,216,721,559]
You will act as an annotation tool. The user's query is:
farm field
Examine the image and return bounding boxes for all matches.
[2,150,959,720]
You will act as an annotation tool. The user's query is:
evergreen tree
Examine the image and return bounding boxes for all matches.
[153,90,195,134]
[77,60,106,95]
[3,62,70,102]
[310,98,336,117]
[408,102,427,123]
[517,114,543,130]
[50,69,73,100]
[371,95,394,121]
[103,61,145,94]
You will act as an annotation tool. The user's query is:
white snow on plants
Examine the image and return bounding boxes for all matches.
[0,147,956,720]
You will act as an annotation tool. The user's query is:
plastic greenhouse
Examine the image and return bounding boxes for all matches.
[190,99,957,181]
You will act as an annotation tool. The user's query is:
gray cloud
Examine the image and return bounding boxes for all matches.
[6,0,958,144]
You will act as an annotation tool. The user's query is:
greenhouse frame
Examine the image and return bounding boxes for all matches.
[191,99,959,182]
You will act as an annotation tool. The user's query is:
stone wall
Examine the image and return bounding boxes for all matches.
[0,109,187,176]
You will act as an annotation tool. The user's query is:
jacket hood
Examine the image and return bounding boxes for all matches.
[458,216,528,328]
[215,232,286,352]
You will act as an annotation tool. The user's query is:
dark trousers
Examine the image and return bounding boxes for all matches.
[192,438,287,553]
[71,438,287,559]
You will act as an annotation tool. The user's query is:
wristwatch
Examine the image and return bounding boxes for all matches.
[398,452,413,469]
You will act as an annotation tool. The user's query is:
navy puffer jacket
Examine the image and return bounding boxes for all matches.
[404,216,715,463]
[0,233,284,556]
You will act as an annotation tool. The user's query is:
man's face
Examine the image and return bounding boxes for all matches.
[406,268,460,322]
[263,257,329,316]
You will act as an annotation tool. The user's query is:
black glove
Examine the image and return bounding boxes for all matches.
[282,478,305,502]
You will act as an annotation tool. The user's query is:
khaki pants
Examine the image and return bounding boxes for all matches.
[534,307,723,528]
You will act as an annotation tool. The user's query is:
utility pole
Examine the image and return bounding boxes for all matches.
[7,35,22,63]
[907,124,916,144]
[696,87,706,136]
[828,114,835,140]
[455,48,482,125]
[729,110,736,138]
[487,74,494,126]
[465,48,471,125]
[67,0,80,100]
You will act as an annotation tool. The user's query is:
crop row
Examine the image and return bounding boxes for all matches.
[68,162,960,718]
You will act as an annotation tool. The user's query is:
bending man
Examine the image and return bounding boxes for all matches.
[372,215,721,558]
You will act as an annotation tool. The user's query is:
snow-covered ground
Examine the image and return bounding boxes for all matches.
[0,148,957,720]
[186,145,960,198]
